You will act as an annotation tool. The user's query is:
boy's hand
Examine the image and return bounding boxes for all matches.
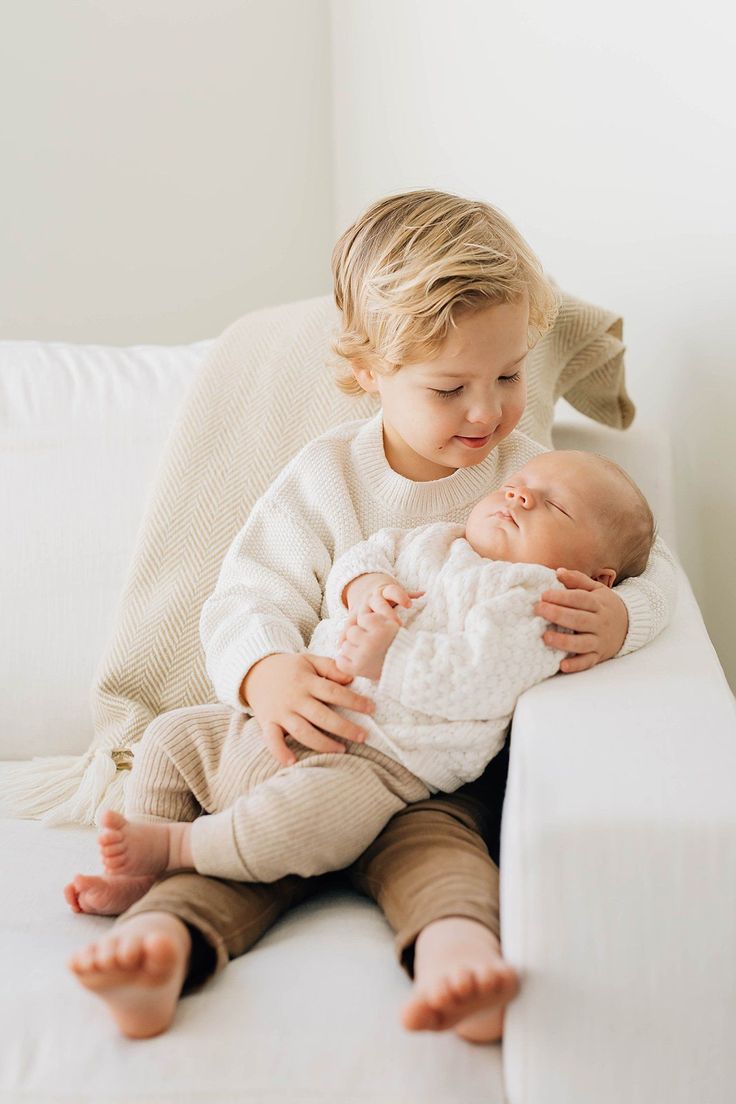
[241,652,376,766]
[534,567,629,674]
[336,608,401,681]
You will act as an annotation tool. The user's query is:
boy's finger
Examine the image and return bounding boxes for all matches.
[535,604,595,632]
[261,721,296,766]
[543,630,597,653]
[310,654,354,683]
[560,654,598,674]
[555,568,600,590]
[539,588,596,611]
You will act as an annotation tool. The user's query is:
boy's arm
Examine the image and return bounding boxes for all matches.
[200,495,331,712]
[614,534,678,655]
[377,584,566,721]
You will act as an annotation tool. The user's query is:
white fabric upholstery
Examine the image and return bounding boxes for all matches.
[501,564,736,1104]
[0,818,502,1103]
[2,336,734,1103]
[0,339,211,759]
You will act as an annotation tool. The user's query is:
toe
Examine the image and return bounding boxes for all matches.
[101,810,127,831]
[72,945,98,973]
[104,857,128,873]
[142,934,179,981]
[63,883,81,912]
[428,976,454,1010]
[101,842,127,857]
[449,967,478,1002]
[117,935,145,970]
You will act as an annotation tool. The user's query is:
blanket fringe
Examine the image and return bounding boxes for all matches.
[0,748,130,827]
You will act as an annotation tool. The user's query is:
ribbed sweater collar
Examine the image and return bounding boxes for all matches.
[351,410,501,517]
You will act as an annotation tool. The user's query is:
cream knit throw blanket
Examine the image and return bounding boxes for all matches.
[1,288,632,826]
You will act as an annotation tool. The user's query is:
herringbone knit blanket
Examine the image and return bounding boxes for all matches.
[0,289,632,826]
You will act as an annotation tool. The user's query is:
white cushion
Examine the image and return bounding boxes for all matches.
[0,816,503,1103]
[1,340,211,760]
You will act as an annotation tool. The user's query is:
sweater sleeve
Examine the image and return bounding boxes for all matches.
[199,494,332,713]
[377,582,566,721]
[614,534,678,656]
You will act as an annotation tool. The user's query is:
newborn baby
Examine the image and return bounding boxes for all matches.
[84,450,655,891]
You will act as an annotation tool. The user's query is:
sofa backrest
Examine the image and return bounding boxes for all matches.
[1,339,212,760]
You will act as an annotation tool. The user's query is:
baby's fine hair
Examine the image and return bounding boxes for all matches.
[330,189,560,396]
[590,454,657,584]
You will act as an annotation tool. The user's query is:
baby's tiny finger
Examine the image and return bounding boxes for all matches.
[382,585,411,608]
[369,592,399,620]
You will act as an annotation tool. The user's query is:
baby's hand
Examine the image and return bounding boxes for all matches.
[336,608,401,682]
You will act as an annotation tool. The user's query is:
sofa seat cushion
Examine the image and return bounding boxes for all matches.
[0,817,503,1103]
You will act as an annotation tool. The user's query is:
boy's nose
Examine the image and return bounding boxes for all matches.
[506,485,534,508]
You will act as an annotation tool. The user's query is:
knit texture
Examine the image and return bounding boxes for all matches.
[313,522,567,791]
[1,288,639,826]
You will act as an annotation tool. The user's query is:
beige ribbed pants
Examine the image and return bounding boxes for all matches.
[125,704,430,884]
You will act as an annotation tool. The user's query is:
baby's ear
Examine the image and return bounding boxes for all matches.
[597,567,617,589]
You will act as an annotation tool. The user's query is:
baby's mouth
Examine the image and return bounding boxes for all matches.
[492,509,519,528]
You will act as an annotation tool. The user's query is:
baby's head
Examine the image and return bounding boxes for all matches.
[465,451,656,586]
[329,190,560,480]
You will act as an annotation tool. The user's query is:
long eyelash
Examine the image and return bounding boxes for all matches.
[432,372,521,400]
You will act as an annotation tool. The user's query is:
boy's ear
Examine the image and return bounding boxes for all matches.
[352,362,380,396]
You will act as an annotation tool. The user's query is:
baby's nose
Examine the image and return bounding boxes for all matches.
[506,485,533,507]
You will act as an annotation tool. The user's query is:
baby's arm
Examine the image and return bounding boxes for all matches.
[324,525,430,617]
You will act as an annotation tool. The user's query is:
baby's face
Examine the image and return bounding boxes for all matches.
[464,451,619,585]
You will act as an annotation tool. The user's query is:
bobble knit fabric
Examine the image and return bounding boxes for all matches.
[313,523,568,791]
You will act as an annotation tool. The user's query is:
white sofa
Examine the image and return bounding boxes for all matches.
[1,336,735,1104]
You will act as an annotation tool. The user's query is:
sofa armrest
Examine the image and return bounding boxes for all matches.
[501,565,736,1104]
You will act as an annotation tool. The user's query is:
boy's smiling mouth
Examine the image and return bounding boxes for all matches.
[454,433,491,449]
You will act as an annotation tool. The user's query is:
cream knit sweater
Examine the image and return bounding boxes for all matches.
[311,523,566,791]
[200,409,677,736]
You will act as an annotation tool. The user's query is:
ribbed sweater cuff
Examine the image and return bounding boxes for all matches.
[616,587,655,657]
[213,624,302,712]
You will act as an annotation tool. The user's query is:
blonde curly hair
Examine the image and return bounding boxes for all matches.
[330,189,560,396]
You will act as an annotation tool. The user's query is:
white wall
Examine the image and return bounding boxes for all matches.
[0,0,334,345]
[330,0,736,690]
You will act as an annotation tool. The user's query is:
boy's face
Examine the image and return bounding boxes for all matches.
[464,451,618,587]
[353,299,529,481]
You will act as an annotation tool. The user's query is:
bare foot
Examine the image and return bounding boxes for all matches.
[67,911,191,1038]
[98,810,193,877]
[64,873,156,916]
[401,917,519,1043]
